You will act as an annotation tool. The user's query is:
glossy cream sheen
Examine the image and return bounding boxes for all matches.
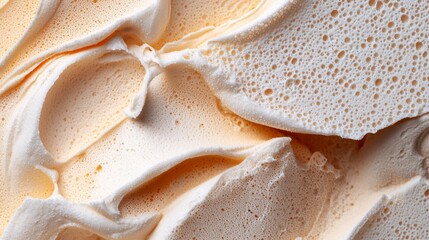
[0,0,429,239]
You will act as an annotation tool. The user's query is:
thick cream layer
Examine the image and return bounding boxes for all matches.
[1,0,429,239]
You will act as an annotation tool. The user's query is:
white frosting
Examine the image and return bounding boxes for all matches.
[1,0,429,239]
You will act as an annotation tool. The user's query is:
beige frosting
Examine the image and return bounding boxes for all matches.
[0,0,428,239]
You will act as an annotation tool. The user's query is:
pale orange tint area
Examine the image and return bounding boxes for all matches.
[0,169,53,235]
[120,155,239,217]
[0,0,39,59]
[154,0,261,48]
[1,0,144,86]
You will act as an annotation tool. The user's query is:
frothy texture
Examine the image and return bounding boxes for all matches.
[1,0,428,239]
[196,0,429,139]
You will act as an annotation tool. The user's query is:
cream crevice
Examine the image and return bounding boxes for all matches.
[1,0,429,239]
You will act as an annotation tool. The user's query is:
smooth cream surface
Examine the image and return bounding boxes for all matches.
[0,0,429,239]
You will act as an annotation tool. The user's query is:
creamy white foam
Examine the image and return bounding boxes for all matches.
[154,0,429,139]
[1,0,429,239]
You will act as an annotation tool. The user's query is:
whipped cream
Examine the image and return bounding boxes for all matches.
[0,0,428,239]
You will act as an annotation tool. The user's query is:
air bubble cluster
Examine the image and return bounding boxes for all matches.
[355,180,429,240]
[0,0,38,59]
[206,0,429,139]
[56,67,279,202]
[40,54,145,162]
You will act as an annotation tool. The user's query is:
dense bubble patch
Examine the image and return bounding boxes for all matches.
[204,0,429,139]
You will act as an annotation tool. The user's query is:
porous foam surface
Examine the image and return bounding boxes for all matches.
[197,0,429,139]
[0,0,39,59]
[147,138,337,239]
[57,65,279,203]
[1,0,429,239]
[307,114,429,239]
[40,53,146,162]
[355,178,429,240]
